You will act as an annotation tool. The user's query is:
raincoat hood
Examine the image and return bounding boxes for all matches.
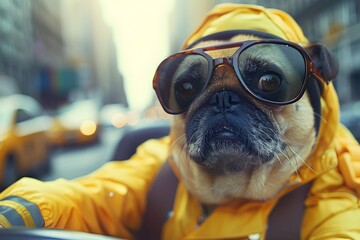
[180,4,343,180]
[182,3,308,48]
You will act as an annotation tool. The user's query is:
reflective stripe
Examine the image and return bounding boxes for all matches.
[0,213,12,227]
[0,205,25,227]
[1,200,35,227]
[1,196,44,227]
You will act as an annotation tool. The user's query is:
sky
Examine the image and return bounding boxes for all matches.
[100,0,175,111]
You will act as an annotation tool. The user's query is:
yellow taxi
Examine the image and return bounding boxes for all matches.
[49,99,101,146]
[0,94,52,188]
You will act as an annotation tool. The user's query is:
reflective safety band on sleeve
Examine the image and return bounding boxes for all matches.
[0,196,44,227]
[0,206,24,227]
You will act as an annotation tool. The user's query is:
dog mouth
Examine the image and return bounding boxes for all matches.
[207,125,258,156]
[189,123,274,174]
[211,125,239,138]
[185,91,280,174]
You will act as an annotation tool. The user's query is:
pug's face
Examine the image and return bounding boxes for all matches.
[165,35,336,204]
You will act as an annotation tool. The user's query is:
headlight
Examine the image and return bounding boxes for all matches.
[80,120,97,136]
[111,113,127,128]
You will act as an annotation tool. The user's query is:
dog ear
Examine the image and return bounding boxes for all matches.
[305,43,339,83]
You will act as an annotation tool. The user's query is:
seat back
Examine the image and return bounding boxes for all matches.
[112,120,170,160]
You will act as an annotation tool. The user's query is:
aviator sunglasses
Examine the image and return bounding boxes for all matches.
[153,39,320,114]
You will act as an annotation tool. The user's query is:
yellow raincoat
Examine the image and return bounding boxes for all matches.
[1,4,360,240]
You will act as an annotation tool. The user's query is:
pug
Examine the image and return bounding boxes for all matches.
[153,33,338,207]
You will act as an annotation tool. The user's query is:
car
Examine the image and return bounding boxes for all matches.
[49,99,101,146]
[0,94,52,189]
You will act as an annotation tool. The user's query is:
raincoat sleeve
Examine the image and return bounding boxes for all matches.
[0,137,170,239]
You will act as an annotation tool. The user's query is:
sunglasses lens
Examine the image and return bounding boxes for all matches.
[237,43,306,103]
[155,54,210,113]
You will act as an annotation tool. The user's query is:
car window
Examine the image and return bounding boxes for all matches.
[15,109,34,123]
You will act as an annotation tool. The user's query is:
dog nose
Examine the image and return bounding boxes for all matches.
[209,90,240,111]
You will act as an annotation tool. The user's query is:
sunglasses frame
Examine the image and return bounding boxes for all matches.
[153,39,319,114]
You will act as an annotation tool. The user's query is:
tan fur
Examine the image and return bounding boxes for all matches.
[169,35,316,204]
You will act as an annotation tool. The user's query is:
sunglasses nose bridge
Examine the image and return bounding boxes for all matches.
[213,57,233,68]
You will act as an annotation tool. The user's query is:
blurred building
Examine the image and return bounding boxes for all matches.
[31,0,64,70]
[0,0,66,104]
[0,0,128,110]
[61,0,128,107]
[0,0,33,96]
[31,0,65,108]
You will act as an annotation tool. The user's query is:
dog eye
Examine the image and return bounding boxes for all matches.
[174,77,201,108]
[257,73,282,92]
[176,81,195,98]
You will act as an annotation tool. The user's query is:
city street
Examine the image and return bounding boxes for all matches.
[41,127,125,181]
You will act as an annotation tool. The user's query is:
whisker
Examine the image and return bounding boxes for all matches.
[274,153,284,167]
[286,144,318,174]
[281,147,300,175]
[278,131,318,174]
